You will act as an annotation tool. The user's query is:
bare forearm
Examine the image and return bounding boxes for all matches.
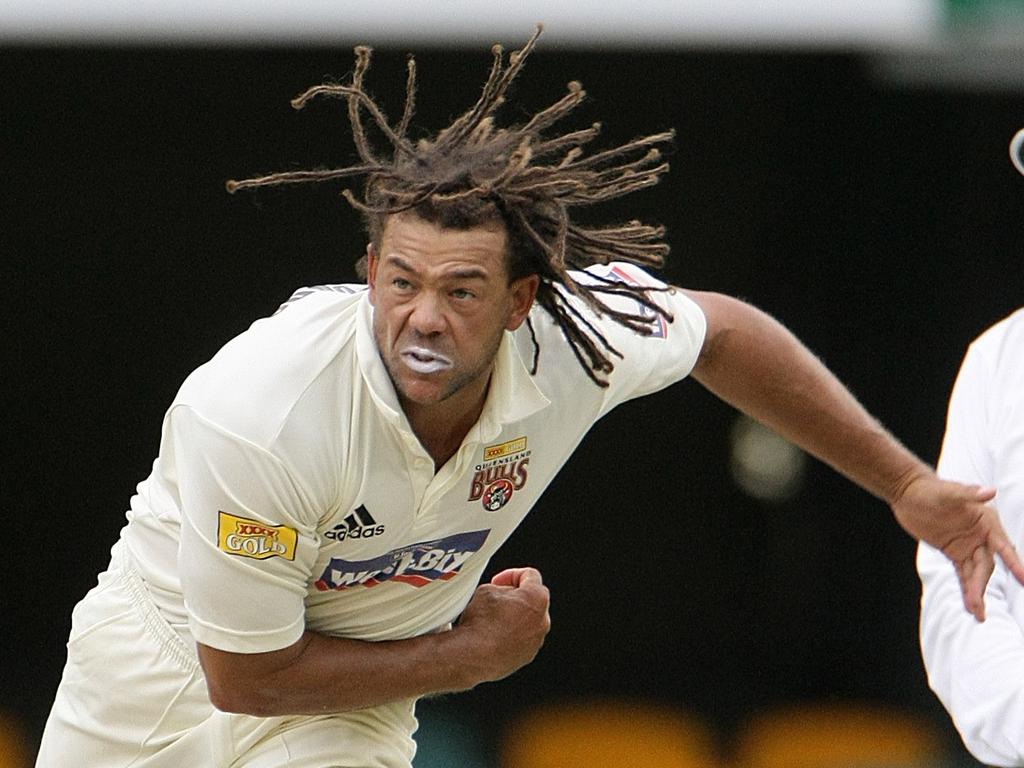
[198,567,550,717]
[685,290,929,504]
[200,628,475,716]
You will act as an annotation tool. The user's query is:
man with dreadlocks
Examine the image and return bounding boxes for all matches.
[37,27,1024,768]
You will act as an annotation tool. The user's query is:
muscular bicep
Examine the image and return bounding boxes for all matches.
[678,289,763,385]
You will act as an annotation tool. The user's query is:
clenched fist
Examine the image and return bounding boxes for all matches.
[454,567,551,685]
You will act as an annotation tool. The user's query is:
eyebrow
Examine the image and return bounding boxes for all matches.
[387,255,490,281]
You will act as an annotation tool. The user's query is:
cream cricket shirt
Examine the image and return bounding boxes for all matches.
[121,263,706,656]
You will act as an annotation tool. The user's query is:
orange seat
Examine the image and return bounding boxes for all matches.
[732,703,943,768]
[0,712,31,768]
[501,699,724,768]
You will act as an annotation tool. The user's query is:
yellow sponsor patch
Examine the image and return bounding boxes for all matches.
[217,512,297,561]
[483,436,527,461]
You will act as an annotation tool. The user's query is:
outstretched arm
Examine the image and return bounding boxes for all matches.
[197,567,551,716]
[682,289,1024,620]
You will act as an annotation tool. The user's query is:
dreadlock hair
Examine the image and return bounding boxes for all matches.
[227,25,677,387]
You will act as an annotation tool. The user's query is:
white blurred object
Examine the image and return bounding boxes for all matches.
[729,414,807,504]
[0,0,941,46]
[1011,128,1024,176]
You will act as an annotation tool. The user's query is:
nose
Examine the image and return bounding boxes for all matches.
[408,291,446,337]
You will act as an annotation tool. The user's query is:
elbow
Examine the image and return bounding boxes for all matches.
[205,680,253,715]
[204,676,280,717]
[197,638,309,717]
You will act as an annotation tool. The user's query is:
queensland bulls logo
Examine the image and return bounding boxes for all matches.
[469,437,530,511]
[482,478,515,511]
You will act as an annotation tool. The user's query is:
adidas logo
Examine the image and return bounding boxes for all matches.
[325,505,386,542]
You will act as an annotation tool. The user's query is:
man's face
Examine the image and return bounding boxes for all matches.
[366,213,538,417]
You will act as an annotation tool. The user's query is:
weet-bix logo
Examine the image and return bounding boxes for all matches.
[315,529,490,591]
[325,505,385,542]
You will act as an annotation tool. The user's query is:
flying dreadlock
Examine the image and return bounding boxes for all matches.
[227,25,677,387]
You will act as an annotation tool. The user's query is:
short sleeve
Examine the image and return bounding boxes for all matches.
[164,405,323,653]
[562,262,707,409]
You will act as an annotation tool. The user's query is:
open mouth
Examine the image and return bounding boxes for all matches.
[400,346,454,375]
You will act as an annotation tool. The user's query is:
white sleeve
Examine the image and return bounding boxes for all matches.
[164,405,323,654]
[918,341,1024,767]
[560,262,707,409]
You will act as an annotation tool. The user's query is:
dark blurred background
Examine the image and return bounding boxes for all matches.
[3,2,1024,765]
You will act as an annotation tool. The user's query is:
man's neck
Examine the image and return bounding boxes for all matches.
[401,378,490,471]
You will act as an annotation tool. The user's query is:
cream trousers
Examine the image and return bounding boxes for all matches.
[36,541,417,768]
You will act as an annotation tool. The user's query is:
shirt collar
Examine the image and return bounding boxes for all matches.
[477,323,551,439]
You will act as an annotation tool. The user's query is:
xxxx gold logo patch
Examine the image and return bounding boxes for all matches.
[483,437,527,461]
[217,512,297,561]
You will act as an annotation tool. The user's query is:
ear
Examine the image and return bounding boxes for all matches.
[365,243,379,304]
[505,274,540,331]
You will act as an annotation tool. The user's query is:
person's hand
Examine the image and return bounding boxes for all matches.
[454,567,551,684]
[892,473,1024,621]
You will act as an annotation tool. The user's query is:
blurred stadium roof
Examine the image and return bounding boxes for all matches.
[0,0,956,47]
[4,0,1022,91]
